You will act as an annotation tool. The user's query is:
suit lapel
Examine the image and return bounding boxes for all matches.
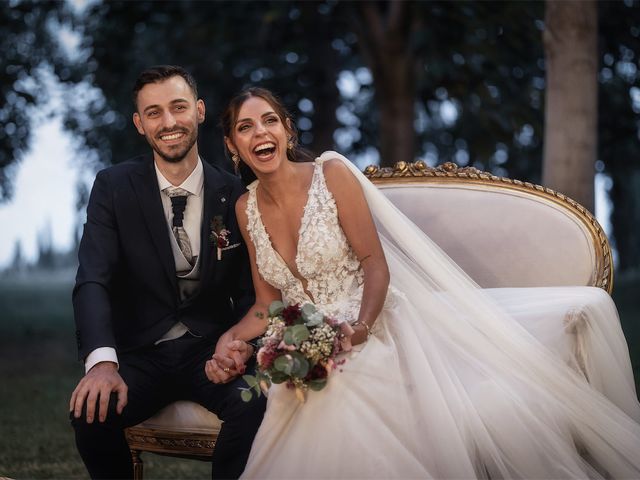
[130,156,177,290]
[199,161,232,288]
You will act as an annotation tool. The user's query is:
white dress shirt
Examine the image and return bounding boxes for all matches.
[84,158,204,373]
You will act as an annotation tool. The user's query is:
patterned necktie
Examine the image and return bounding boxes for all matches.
[165,187,194,266]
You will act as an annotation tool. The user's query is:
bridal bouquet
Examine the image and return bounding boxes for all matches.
[241,301,346,403]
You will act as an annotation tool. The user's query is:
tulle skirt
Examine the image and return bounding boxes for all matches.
[241,283,640,479]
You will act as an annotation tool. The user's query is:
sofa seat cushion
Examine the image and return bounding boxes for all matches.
[133,400,221,434]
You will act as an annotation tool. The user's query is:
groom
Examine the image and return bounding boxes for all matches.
[69,65,265,479]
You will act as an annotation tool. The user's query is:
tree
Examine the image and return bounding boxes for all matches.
[62,0,352,169]
[0,0,83,201]
[36,219,55,269]
[348,1,420,166]
[9,240,25,271]
[344,2,546,175]
[597,0,640,272]
[2,0,639,270]
[542,0,598,213]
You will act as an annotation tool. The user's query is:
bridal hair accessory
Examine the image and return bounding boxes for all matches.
[210,215,239,260]
[240,301,348,403]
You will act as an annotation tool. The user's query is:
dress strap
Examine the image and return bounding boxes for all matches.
[247,179,259,192]
[245,180,260,234]
[314,155,329,167]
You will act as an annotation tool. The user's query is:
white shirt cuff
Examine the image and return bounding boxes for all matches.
[85,347,119,373]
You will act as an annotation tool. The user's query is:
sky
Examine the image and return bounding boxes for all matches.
[0,118,94,267]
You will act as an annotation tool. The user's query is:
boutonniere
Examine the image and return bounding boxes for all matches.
[210,215,240,260]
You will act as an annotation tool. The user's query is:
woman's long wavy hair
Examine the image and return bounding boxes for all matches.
[220,87,313,184]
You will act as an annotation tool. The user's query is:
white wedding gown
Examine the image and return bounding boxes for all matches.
[241,153,640,479]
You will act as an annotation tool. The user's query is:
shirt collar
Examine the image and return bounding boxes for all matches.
[154,157,204,197]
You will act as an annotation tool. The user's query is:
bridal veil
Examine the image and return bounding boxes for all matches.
[322,151,640,478]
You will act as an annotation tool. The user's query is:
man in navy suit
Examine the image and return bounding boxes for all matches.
[69,65,265,479]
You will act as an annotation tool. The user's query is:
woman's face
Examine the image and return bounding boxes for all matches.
[226,96,290,176]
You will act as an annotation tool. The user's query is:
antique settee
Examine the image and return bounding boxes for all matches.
[125,161,632,478]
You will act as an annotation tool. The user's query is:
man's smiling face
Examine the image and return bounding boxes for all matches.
[133,75,205,163]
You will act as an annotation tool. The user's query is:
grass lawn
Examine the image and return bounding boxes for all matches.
[0,271,638,479]
[0,273,209,479]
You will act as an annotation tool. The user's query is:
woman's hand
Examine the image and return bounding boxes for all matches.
[349,323,370,346]
[206,338,254,384]
[339,322,370,350]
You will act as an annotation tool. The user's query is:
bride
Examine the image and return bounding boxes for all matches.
[209,87,640,479]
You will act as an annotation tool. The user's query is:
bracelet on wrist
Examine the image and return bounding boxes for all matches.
[353,321,372,338]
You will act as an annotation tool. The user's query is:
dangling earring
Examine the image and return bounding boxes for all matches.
[231,152,240,173]
[287,139,294,151]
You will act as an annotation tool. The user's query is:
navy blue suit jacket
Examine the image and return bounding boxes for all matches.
[72,155,254,360]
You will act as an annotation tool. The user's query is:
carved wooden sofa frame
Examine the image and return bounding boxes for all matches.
[365,160,612,292]
[125,161,613,478]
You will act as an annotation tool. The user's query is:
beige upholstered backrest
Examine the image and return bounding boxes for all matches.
[365,161,613,293]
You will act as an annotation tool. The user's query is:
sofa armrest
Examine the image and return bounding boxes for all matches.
[486,286,639,421]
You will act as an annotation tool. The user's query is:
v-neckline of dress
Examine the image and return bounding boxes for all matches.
[253,161,320,300]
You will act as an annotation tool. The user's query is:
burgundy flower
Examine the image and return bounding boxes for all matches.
[257,347,278,370]
[282,304,301,325]
[217,236,228,248]
[306,363,329,381]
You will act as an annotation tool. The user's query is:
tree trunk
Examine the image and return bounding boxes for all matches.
[299,2,340,155]
[542,0,598,212]
[352,1,418,168]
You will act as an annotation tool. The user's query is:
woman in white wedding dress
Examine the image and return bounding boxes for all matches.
[214,87,640,479]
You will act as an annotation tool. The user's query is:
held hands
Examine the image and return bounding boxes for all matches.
[69,361,127,423]
[205,339,254,384]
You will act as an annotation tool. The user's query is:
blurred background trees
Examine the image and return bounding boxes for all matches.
[1,0,639,272]
[0,0,80,200]
[542,0,598,213]
[1,3,639,476]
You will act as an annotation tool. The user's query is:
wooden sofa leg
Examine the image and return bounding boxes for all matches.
[130,449,144,480]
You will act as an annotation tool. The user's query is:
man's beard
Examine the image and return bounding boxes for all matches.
[149,128,198,163]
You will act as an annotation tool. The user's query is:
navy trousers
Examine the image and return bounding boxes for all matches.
[71,333,266,479]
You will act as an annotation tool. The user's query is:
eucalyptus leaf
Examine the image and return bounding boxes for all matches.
[274,354,294,375]
[284,324,310,347]
[302,304,324,326]
[301,304,317,315]
[283,329,295,346]
[240,389,253,402]
[243,375,258,388]
[268,300,285,317]
[270,371,289,384]
[308,379,328,391]
[289,351,310,378]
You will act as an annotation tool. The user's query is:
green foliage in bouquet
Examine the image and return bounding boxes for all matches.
[240,301,341,403]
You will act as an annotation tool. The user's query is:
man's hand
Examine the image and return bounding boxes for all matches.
[205,339,254,384]
[69,361,128,423]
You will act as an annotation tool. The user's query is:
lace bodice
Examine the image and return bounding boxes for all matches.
[245,158,365,323]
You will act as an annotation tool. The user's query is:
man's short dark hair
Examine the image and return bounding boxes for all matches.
[132,65,198,109]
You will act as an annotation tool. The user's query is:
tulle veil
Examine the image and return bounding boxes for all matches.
[321,151,640,478]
